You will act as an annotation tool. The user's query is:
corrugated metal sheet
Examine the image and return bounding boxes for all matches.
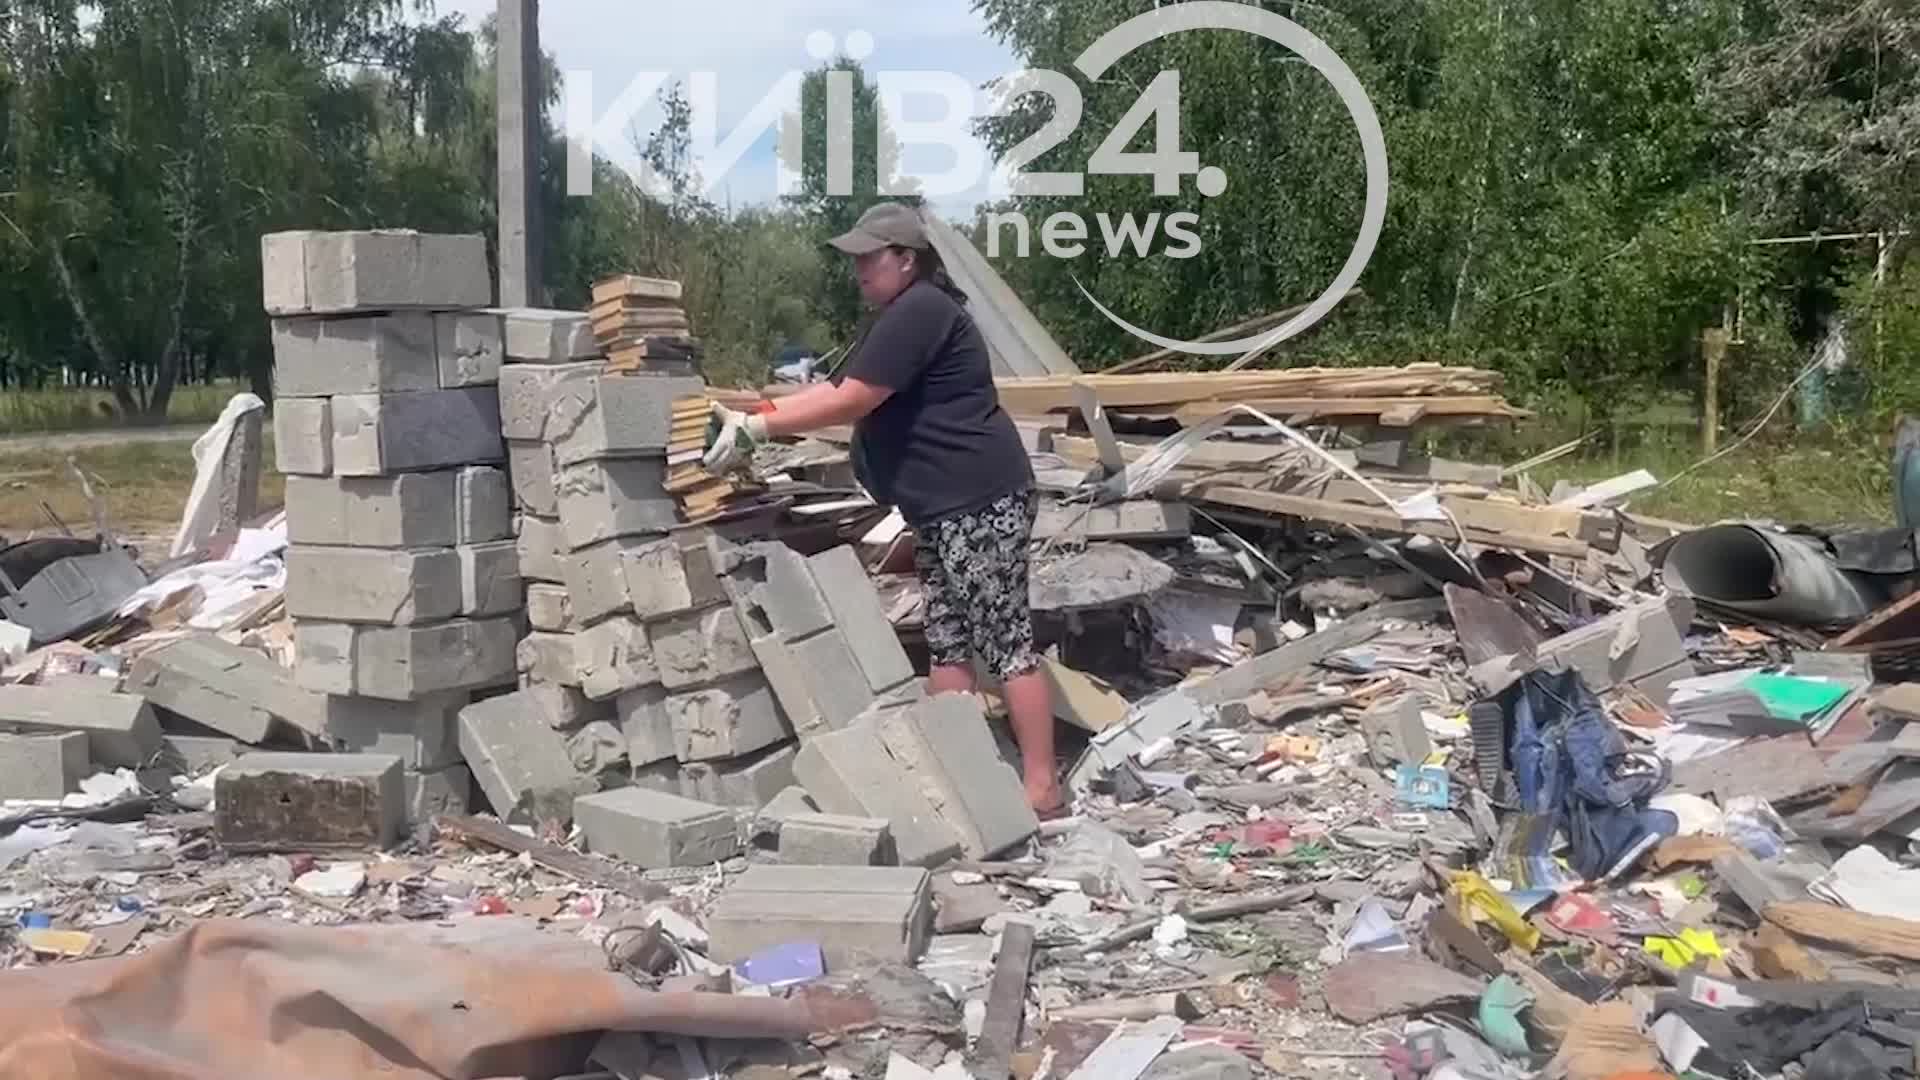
[920,210,1082,378]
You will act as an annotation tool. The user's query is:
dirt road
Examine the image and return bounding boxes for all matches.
[0,424,203,454]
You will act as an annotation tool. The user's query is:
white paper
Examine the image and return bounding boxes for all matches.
[1810,845,1920,920]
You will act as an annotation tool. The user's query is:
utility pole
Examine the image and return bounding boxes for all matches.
[497,0,541,307]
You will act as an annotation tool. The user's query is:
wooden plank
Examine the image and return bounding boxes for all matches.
[1188,485,1590,557]
[965,921,1035,1079]
[1072,381,1125,475]
[1165,396,1524,426]
[1766,902,1920,962]
[435,814,665,901]
[994,366,1506,415]
[1830,589,1920,650]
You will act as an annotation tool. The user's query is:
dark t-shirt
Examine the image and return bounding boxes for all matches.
[842,280,1033,526]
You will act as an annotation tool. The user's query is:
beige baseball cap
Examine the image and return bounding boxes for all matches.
[827,202,930,254]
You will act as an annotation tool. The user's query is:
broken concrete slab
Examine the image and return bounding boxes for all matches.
[875,694,1038,860]
[273,397,332,476]
[214,752,405,852]
[779,813,895,866]
[127,634,326,743]
[793,721,961,868]
[705,864,934,968]
[514,514,567,584]
[0,732,89,800]
[500,307,599,362]
[573,787,739,868]
[544,372,704,468]
[285,546,463,626]
[455,465,513,544]
[506,440,559,517]
[457,540,521,617]
[0,683,164,768]
[285,472,459,549]
[269,312,439,397]
[667,674,791,762]
[261,230,490,316]
[573,616,660,701]
[433,310,504,388]
[554,458,678,550]
[806,546,914,694]
[649,604,758,691]
[456,692,592,824]
[323,692,466,770]
[331,388,505,476]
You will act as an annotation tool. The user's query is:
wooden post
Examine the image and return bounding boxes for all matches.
[1702,328,1730,454]
[496,0,541,307]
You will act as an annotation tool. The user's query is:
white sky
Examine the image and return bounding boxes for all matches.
[429,0,1021,217]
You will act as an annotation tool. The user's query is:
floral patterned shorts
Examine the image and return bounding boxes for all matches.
[914,489,1040,682]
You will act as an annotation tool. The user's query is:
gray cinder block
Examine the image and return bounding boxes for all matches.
[324,691,467,769]
[525,584,574,632]
[261,230,490,316]
[273,398,333,476]
[616,684,676,766]
[705,864,932,968]
[573,616,660,702]
[0,732,90,800]
[458,540,522,617]
[875,693,1038,860]
[515,514,568,584]
[435,310,505,388]
[285,473,459,549]
[679,741,799,811]
[332,388,505,477]
[214,752,404,851]
[325,617,519,701]
[516,631,582,688]
[554,458,677,550]
[271,313,439,398]
[725,542,834,641]
[506,440,559,517]
[500,307,599,362]
[779,813,895,866]
[545,372,704,467]
[456,692,591,824]
[649,604,758,691]
[667,673,791,762]
[286,546,463,626]
[0,684,163,768]
[623,533,726,620]
[127,634,326,743]
[456,466,513,544]
[573,787,739,868]
[806,546,914,694]
[560,537,649,624]
[792,720,960,869]
[788,628,876,731]
[497,361,602,441]
[405,764,472,825]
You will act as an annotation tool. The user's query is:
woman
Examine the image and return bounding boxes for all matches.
[705,201,1065,817]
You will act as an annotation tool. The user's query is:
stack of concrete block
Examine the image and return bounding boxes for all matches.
[264,229,522,823]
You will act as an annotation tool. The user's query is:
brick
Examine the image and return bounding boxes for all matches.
[545,372,704,467]
[270,313,439,397]
[516,632,581,687]
[323,691,466,769]
[667,673,791,761]
[749,634,825,737]
[792,721,960,868]
[526,584,574,631]
[559,536,646,623]
[679,741,798,810]
[455,466,513,543]
[573,787,739,868]
[506,440,558,516]
[500,307,599,362]
[457,692,592,824]
[554,458,677,550]
[522,681,612,729]
[622,533,725,620]
[332,388,505,476]
[293,621,357,695]
[273,398,332,475]
[285,473,458,548]
[574,616,659,701]
[160,734,243,775]
[806,546,914,693]
[260,230,489,315]
[434,310,504,388]
[458,540,521,617]
[0,684,163,768]
[875,694,1038,859]
[649,604,758,690]
[779,813,894,866]
[725,542,834,640]
[615,684,675,765]
[286,546,462,625]
[214,752,404,852]
[0,732,89,800]
[497,361,601,440]
[405,764,471,825]
[347,617,518,700]
[788,628,876,731]
[705,864,933,968]
[126,635,326,743]
[515,515,567,584]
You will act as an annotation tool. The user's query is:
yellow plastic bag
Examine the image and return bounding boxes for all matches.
[1449,871,1541,952]
[1644,927,1723,968]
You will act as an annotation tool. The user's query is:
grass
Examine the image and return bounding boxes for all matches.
[0,381,242,434]
[0,439,286,544]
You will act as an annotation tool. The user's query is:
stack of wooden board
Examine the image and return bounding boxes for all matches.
[590,275,702,374]
[665,394,739,520]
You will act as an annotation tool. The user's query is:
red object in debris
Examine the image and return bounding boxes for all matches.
[1264,971,1302,1009]
[473,895,510,917]
[287,855,317,879]
[1240,821,1293,854]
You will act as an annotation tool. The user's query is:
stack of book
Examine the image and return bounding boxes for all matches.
[1667,668,1864,738]
[589,275,703,374]
[664,394,739,521]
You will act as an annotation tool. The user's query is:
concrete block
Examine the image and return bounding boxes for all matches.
[1032,500,1192,543]
[668,673,791,762]
[497,361,601,440]
[405,764,471,825]
[779,813,894,866]
[545,373,704,467]
[293,621,357,695]
[126,634,325,743]
[1537,594,1694,693]
[435,310,504,388]
[525,584,574,631]
[0,684,163,768]
[214,752,404,851]
[649,604,758,690]
[616,684,675,766]
[788,628,876,731]
[629,758,683,795]
[560,537,646,624]
[273,398,332,475]
[523,681,612,729]
[574,787,740,868]
[456,466,513,544]
[679,741,798,810]
[323,691,466,769]
[807,546,914,693]
[0,732,89,800]
[792,721,961,868]
[515,514,567,583]
[749,634,825,737]
[160,734,243,775]
[1141,1046,1255,1080]
[622,533,725,620]
[516,632,582,687]
[332,388,505,476]
[725,542,834,640]
[506,440,558,517]
[501,307,599,362]
[286,546,462,625]
[554,458,677,549]
[574,616,659,701]
[348,617,518,700]
[705,864,933,968]
[566,720,630,778]
[876,693,1038,860]
[261,230,489,315]
[285,472,458,548]
[751,786,818,843]
[270,313,439,397]
[457,692,592,824]
[458,540,522,617]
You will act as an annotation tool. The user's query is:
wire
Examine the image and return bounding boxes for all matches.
[1653,348,1829,491]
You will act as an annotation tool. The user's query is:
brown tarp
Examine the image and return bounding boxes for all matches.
[0,917,834,1080]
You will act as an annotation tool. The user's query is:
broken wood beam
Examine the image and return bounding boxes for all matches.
[965,920,1035,1079]
[435,814,665,902]
[1765,901,1920,962]
[1189,485,1591,557]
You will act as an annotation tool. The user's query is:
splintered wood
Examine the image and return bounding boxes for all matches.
[666,394,737,520]
[989,364,1523,427]
[590,275,701,374]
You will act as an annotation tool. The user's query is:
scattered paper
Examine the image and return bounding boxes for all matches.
[1810,845,1920,921]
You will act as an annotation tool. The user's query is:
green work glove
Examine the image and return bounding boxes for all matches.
[703,401,768,473]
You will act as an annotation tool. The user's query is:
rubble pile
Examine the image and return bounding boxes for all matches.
[5,231,1920,1080]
